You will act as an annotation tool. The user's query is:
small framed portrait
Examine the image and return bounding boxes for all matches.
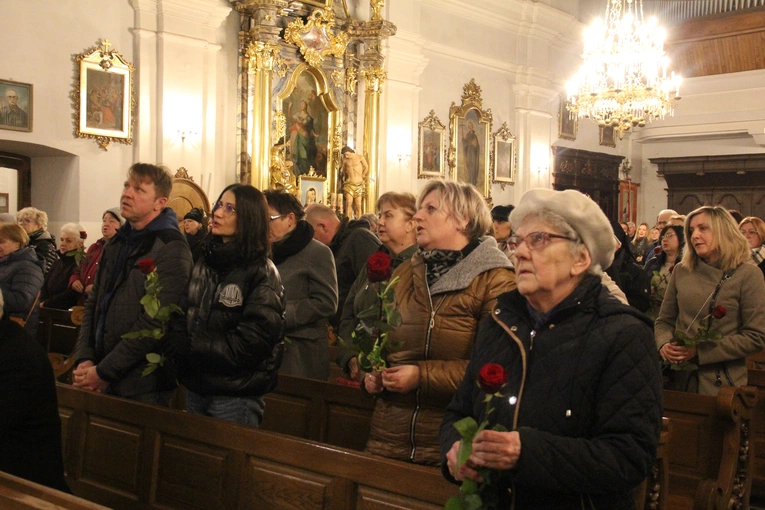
[0,79,33,132]
[299,175,326,207]
[558,97,577,141]
[449,80,492,198]
[0,193,8,213]
[417,110,446,179]
[73,40,135,150]
[491,122,516,188]
[599,125,617,147]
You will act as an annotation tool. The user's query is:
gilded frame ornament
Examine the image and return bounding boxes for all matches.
[417,110,446,179]
[275,63,341,193]
[599,125,616,147]
[284,8,349,69]
[0,79,33,132]
[298,173,327,207]
[72,39,135,151]
[449,79,492,198]
[491,122,516,189]
[558,97,577,141]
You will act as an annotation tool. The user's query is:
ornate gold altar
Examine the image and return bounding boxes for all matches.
[232,0,395,217]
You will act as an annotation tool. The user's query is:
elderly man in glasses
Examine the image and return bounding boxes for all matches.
[72,163,192,406]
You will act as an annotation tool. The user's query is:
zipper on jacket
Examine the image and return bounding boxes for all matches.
[529,330,536,351]
[408,279,446,462]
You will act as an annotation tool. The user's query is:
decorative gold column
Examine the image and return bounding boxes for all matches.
[361,67,386,213]
[245,41,282,190]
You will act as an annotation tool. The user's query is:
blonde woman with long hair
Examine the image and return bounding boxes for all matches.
[739,216,765,277]
[656,206,765,394]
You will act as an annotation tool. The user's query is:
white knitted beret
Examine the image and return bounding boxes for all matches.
[509,188,615,271]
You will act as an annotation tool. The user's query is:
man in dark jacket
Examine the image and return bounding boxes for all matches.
[305,203,380,329]
[0,290,70,493]
[183,207,207,263]
[72,163,192,405]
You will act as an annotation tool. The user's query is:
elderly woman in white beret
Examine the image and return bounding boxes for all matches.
[440,188,662,509]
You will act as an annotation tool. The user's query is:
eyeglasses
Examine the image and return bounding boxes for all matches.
[508,231,577,251]
[741,229,760,237]
[212,201,236,216]
[17,219,33,225]
[269,214,286,221]
[661,232,677,240]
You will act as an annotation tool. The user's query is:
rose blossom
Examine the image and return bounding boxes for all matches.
[367,252,392,283]
[712,305,727,320]
[137,258,156,275]
[477,363,507,394]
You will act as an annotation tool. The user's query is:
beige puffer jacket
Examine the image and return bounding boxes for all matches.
[365,237,516,465]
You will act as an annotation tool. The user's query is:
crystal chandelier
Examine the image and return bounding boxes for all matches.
[565,0,682,135]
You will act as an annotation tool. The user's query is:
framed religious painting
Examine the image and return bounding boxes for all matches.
[0,79,33,132]
[449,79,492,198]
[558,97,577,141]
[599,125,616,147]
[417,110,446,179]
[277,64,340,181]
[0,193,8,213]
[73,39,135,150]
[299,174,327,207]
[491,122,516,189]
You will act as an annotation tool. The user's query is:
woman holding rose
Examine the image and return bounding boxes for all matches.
[364,180,516,466]
[656,206,765,394]
[441,188,662,509]
[644,224,684,320]
[337,192,419,381]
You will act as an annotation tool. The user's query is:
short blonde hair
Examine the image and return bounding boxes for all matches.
[17,207,48,230]
[682,206,750,271]
[0,223,30,247]
[418,180,491,240]
[740,217,765,246]
[377,191,416,219]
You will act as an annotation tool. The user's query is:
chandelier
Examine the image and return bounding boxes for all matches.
[565,0,682,134]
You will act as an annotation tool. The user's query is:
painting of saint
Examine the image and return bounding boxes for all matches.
[495,140,513,180]
[457,109,486,189]
[422,129,441,175]
[85,69,125,131]
[0,81,32,132]
[283,71,330,177]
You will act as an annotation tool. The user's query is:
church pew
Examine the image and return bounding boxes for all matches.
[39,305,83,382]
[663,386,757,510]
[0,471,109,510]
[746,365,765,498]
[260,373,374,451]
[56,383,457,510]
[634,416,671,510]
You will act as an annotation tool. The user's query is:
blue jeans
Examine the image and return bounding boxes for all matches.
[185,391,264,428]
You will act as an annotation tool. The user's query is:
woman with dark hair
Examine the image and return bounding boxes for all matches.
[176,184,285,427]
[606,219,651,312]
[644,225,684,320]
[0,224,44,336]
[69,208,123,306]
[264,189,337,381]
[656,206,765,394]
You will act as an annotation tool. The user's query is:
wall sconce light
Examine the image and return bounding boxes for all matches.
[397,153,411,166]
[177,130,198,144]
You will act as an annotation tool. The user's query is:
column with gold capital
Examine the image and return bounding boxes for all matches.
[360,66,386,213]
[245,41,283,190]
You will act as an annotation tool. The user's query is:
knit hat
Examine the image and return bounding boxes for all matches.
[491,205,514,223]
[0,213,15,224]
[103,208,124,225]
[184,207,204,223]
[509,188,615,272]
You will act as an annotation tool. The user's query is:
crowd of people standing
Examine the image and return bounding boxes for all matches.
[2,163,765,508]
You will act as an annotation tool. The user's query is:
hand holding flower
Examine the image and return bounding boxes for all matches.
[382,365,420,393]
[470,430,521,471]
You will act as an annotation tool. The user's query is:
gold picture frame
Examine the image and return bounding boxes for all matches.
[0,79,33,132]
[558,97,577,141]
[449,79,492,198]
[298,174,327,207]
[284,8,349,69]
[491,122,516,189]
[72,39,135,151]
[417,110,446,179]
[599,125,616,147]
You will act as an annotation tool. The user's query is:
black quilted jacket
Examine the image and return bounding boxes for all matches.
[177,239,286,397]
[440,275,662,509]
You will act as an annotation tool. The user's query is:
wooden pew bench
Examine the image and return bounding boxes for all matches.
[663,386,757,510]
[746,365,765,498]
[0,471,109,510]
[57,383,458,510]
[39,305,83,382]
[260,374,375,451]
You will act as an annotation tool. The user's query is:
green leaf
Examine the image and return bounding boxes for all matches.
[356,305,379,321]
[146,352,162,363]
[493,423,508,432]
[142,363,158,376]
[140,294,160,318]
[168,303,185,315]
[376,322,395,334]
[453,417,479,439]
[388,309,402,327]
[460,478,478,495]
[121,329,154,339]
[463,493,482,510]
[444,496,465,510]
[456,440,473,470]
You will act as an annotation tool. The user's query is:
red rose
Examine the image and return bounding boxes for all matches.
[712,305,727,320]
[477,363,507,394]
[367,252,392,283]
[137,258,155,275]
[80,230,87,240]
[668,265,674,273]
[654,246,662,255]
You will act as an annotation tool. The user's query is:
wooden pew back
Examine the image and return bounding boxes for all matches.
[57,383,457,510]
[663,386,757,510]
[0,471,109,510]
[746,365,765,498]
